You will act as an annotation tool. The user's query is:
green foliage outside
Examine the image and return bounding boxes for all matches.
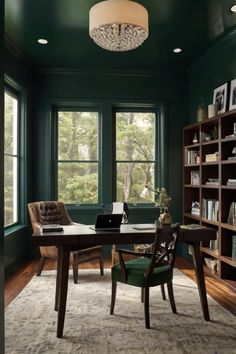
[58,111,157,204]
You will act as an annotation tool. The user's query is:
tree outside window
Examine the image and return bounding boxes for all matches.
[57,111,99,204]
[4,92,19,226]
[116,111,156,203]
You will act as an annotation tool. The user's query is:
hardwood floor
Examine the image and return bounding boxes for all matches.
[4,256,236,315]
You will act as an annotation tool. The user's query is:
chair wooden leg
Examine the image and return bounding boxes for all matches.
[167,281,177,314]
[99,253,104,276]
[110,280,117,315]
[141,287,144,303]
[73,253,79,284]
[36,256,46,276]
[161,284,166,300]
[144,287,150,329]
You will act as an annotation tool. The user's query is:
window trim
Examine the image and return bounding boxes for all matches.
[112,105,167,206]
[55,106,102,206]
[4,76,27,230]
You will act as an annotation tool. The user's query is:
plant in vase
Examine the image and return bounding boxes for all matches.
[154,187,172,225]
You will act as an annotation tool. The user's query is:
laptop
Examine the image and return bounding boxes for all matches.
[90,214,123,231]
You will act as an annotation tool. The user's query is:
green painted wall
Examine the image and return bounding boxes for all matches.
[32,71,187,220]
[188,32,236,123]
[178,31,236,260]
[31,70,187,256]
[4,47,33,275]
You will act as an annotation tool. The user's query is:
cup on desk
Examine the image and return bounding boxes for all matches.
[208,104,218,119]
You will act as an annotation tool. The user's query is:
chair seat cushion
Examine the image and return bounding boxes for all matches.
[112,257,173,287]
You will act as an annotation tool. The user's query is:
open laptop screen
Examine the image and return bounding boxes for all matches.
[90,214,122,231]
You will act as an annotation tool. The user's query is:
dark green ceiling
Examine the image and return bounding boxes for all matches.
[4,0,236,72]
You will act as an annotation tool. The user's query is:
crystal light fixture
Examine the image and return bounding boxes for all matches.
[89,0,149,52]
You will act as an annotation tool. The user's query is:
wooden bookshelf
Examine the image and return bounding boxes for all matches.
[183,108,236,289]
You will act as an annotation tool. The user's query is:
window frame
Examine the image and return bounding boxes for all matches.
[112,105,166,207]
[53,101,167,210]
[4,78,27,229]
[55,106,102,207]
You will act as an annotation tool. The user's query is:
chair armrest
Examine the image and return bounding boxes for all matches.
[118,249,145,257]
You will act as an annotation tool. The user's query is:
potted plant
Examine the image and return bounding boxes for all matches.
[154,187,172,225]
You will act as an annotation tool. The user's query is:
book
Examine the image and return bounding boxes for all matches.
[232,235,236,259]
[227,202,236,224]
[181,224,205,230]
[42,224,64,232]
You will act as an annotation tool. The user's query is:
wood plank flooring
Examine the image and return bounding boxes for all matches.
[4,257,236,315]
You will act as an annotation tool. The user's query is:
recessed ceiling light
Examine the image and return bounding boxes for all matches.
[37,38,48,45]
[173,48,182,53]
[230,5,236,12]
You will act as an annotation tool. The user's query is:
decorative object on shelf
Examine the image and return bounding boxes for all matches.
[213,82,228,114]
[227,178,236,186]
[190,170,200,185]
[210,126,218,140]
[191,201,200,216]
[229,79,236,111]
[227,146,236,161]
[201,132,211,142]
[192,133,198,144]
[208,103,218,118]
[197,98,206,122]
[89,0,149,52]
[204,258,218,274]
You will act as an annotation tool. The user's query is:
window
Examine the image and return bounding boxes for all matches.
[57,110,99,204]
[4,91,19,226]
[115,111,158,204]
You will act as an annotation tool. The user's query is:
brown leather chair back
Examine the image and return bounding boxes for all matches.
[28,201,73,232]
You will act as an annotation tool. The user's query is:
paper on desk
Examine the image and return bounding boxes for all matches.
[112,202,124,214]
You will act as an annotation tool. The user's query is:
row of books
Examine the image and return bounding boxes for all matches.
[185,149,200,165]
[202,199,219,222]
[227,202,236,224]
[232,235,236,259]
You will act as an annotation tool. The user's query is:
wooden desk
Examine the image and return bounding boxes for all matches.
[32,224,216,338]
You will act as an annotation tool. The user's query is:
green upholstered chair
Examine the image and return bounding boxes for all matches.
[110,224,180,329]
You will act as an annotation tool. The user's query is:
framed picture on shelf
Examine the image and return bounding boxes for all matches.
[229,79,236,111]
[213,82,228,114]
[190,170,200,185]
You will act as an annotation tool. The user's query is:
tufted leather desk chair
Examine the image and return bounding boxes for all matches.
[28,201,104,283]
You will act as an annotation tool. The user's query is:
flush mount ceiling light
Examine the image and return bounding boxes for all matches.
[37,38,48,45]
[89,0,149,52]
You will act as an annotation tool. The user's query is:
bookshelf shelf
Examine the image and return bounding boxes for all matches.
[183,109,236,289]
[201,246,219,258]
[220,255,236,268]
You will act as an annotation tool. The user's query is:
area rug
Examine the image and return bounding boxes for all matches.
[5,269,236,354]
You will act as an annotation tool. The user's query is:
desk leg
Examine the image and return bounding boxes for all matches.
[191,242,210,321]
[57,248,70,338]
[55,247,62,311]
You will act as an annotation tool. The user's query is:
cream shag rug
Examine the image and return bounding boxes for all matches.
[5,269,236,354]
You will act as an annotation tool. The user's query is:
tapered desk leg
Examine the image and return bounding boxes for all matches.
[55,247,62,311]
[191,241,210,321]
[57,248,70,338]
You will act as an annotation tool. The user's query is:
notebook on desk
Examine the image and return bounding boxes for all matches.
[89,214,123,231]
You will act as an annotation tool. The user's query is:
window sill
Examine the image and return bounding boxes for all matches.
[4,224,27,237]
